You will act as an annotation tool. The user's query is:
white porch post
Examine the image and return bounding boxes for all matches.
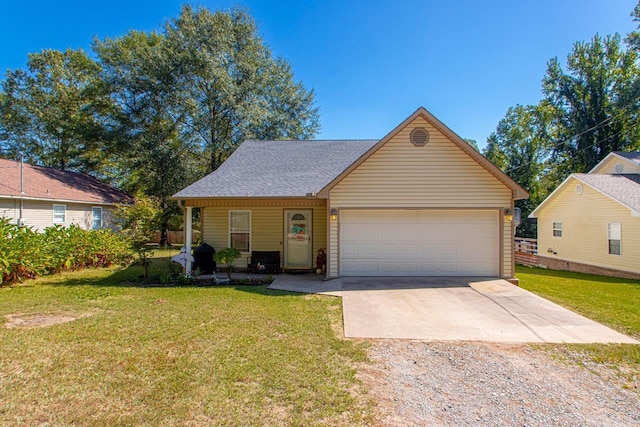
[184,206,193,273]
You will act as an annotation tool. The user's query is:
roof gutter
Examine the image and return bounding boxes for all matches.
[0,194,125,206]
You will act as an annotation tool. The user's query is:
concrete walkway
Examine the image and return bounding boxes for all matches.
[268,273,343,296]
[270,275,638,344]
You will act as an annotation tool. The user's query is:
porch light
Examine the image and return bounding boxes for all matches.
[330,208,338,222]
[503,208,513,222]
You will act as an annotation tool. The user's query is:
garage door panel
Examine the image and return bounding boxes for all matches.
[399,244,418,256]
[360,244,378,256]
[381,244,398,256]
[341,243,360,257]
[340,209,499,277]
[380,261,399,274]
[419,261,438,273]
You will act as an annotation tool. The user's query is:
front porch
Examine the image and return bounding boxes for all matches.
[180,198,328,275]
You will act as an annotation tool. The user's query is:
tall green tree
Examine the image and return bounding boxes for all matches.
[542,34,640,175]
[484,104,552,237]
[0,49,110,173]
[95,31,202,245]
[165,5,320,171]
[626,1,640,51]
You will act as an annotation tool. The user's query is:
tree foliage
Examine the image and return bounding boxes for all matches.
[164,6,320,171]
[0,6,319,238]
[214,247,242,279]
[542,34,640,175]
[484,105,553,237]
[114,196,162,278]
[485,17,640,238]
[0,49,110,174]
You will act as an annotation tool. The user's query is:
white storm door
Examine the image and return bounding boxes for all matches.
[284,209,312,268]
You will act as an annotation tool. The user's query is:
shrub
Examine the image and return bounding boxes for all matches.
[0,218,132,286]
[214,247,241,279]
[114,196,162,278]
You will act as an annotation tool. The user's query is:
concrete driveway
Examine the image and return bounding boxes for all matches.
[341,277,638,343]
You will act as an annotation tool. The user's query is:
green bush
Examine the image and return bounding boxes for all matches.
[214,247,241,279]
[0,218,132,286]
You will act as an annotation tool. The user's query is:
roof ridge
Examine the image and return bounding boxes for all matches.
[243,139,379,143]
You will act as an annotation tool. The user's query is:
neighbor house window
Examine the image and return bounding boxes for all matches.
[53,204,66,224]
[608,222,621,255]
[552,222,562,237]
[92,207,103,230]
[229,210,251,252]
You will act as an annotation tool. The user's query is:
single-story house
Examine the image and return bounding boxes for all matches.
[173,107,528,280]
[530,151,640,279]
[0,158,131,231]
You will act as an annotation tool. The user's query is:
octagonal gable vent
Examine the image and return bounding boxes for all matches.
[410,127,429,146]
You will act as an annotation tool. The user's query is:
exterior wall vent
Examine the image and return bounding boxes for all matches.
[614,162,623,173]
[410,127,429,146]
[575,184,583,195]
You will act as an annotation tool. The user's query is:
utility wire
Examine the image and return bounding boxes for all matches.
[501,103,640,175]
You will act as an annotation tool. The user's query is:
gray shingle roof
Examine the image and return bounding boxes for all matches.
[613,151,640,164]
[173,139,379,198]
[575,173,640,212]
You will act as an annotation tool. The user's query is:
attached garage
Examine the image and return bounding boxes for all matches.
[174,107,529,282]
[340,209,500,276]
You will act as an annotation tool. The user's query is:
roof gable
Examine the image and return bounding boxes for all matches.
[317,107,528,199]
[531,173,640,217]
[590,151,640,174]
[172,139,378,198]
[0,159,130,204]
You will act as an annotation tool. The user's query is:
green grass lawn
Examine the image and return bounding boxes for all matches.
[517,265,640,387]
[0,251,373,426]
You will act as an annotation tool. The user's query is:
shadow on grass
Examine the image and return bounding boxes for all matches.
[39,256,301,298]
[517,265,640,286]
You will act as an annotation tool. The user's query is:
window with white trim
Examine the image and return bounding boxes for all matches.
[53,204,66,224]
[92,207,103,230]
[552,222,562,237]
[608,222,621,255]
[229,210,251,252]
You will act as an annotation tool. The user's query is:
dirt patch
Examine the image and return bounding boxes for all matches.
[359,340,640,426]
[5,312,93,328]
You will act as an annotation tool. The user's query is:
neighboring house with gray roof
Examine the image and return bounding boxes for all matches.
[530,152,640,279]
[174,107,528,281]
[0,158,131,231]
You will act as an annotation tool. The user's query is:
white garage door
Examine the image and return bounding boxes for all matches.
[340,210,499,276]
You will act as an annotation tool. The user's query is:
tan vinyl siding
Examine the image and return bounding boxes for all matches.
[0,199,19,224]
[0,199,117,231]
[537,176,640,274]
[329,117,512,208]
[327,116,513,278]
[592,156,640,174]
[201,201,327,269]
[503,217,513,277]
[328,220,338,277]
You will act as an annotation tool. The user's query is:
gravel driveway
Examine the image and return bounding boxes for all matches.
[359,340,640,426]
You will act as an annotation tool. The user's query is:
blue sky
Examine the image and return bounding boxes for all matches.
[1,1,637,148]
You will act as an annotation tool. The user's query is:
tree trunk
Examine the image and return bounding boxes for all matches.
[159,218,169,246]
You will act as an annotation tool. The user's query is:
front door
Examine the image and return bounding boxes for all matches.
[284,209,312,269]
